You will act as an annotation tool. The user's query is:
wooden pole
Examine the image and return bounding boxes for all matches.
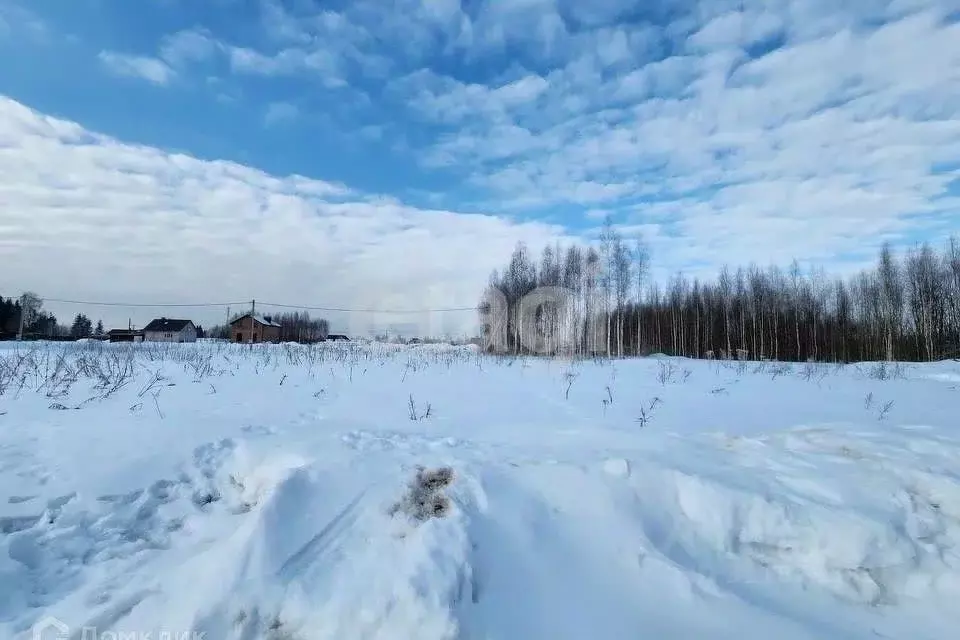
[16,294,25,341]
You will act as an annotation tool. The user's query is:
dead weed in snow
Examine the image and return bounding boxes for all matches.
[390,466,455,523]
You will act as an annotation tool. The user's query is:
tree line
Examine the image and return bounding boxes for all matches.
[0,294,64,339]
[480,220,960,363]
[1,297,125,340]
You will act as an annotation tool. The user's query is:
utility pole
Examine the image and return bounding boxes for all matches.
[250,299,256,345]
[16,293,26,341]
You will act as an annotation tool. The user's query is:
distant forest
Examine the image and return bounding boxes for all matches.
[480,220,960,363]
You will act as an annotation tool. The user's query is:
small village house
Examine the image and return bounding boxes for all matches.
[230,313,281,344]
[143,318,197,343]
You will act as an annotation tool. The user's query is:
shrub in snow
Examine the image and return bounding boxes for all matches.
[391,466,455,523]
[408,394,432,421]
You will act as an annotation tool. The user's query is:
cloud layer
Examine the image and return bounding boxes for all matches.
[2,0,960,333]
[99,51,176,85]
[0,97,564,335]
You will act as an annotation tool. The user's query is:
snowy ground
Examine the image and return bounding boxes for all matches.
[1,340,959,640]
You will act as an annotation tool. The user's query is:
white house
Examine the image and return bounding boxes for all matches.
[143,318,197,343]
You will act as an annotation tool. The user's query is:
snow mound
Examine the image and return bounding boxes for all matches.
[617,426,960,621]
[180,465,473,640]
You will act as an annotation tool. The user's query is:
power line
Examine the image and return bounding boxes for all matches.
[255,301,478,313]
[39,296,478,314]
[42,298,247,308]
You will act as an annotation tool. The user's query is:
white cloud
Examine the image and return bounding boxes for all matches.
[459,0,571,59]
[0,2,47,42]
[197,0,574,80]
[0,96,566,336]
[219,43,353,89]
[393,70,549,125]
[264,101,299,125]
[147,6,373,87]
[98,51,176,85]
[496,75,551,106]
[215,2,393,83]
[418,0,463,26]
[159,29,219,66]
[359,124,384,140]
[561,0,643,28]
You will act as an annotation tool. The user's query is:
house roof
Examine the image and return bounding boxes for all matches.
[107,329,144,335]
[143,318,194,333]
[230,313,281,328]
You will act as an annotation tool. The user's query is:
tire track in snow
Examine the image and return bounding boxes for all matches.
[276,489,367,582]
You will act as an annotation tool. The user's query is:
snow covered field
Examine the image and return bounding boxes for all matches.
[1,340,959,640]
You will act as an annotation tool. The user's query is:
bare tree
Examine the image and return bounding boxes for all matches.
[878,242,905,361]
[612,235,632,357]
[906,243,946,361]
[633,237,650,355]
[599,215,616,357]
[563,245,584,356]
[718,266,734,359]
[945,236,960,357]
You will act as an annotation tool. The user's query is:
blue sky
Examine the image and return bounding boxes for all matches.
[1,0,959,334]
